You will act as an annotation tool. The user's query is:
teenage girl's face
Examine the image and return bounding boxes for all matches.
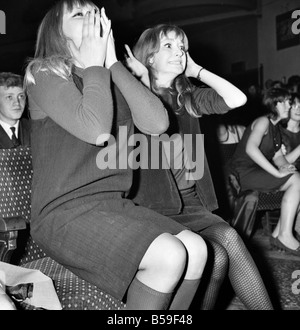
[62,3,96,48]
[151,31,187,84]
[290,98,300,122]
[276,98,291,119]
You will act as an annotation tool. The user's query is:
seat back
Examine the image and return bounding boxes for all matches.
[0,147,32,222]
[218,142,282,238]
[218,143,259,238]
[0,147,47,263]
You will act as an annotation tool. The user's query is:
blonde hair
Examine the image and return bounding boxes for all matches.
[24,0,96,87]
[133,24,200,118]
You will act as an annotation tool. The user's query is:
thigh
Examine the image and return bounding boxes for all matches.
[240,168,293,192]
[170,206,225,232]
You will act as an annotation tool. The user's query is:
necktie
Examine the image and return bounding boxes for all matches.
[10,127,20,147]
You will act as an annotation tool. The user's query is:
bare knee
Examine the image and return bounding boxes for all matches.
[176,230,208,279]
[285,173,300,191]
[139,233,187,283]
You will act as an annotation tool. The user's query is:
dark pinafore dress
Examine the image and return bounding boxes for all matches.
[230,118,293,192]
[29,70,187,301]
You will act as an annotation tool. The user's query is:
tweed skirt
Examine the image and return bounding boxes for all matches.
[30,197,187,301]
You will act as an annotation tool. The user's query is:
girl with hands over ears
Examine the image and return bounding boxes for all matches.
[25,1,207,310]
[125,24,273,310]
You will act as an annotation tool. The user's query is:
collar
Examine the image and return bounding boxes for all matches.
[0,119,20,138]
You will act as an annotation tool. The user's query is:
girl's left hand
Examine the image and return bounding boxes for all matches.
[105,29,118,69]
[185,52,202,79]
[102,8,117,69]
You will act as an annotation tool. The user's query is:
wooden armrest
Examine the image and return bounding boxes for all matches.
[0,216,27,232]
[0,216,27,263]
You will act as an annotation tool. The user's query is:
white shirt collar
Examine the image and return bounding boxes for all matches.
[0,119,20,139]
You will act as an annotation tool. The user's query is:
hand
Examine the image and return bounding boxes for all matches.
[281,144,287,156]
[278,164,297,177]
[124,44,149,80]
[68,8,111,68]
[185,52,202,79]
[102,9,117,69]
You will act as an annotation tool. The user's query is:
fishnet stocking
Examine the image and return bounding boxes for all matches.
[195,239,228,310]
[201,222,273,310]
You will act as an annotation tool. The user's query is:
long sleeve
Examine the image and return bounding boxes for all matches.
[27,66,113,145]
[192,87,231,116]
[110,62,169,135]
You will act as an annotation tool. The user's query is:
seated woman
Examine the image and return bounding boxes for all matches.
[230,88,300,255]
[23,0,208,310]
[125,23,273,310]
[280,93,300,240]
[280,93,300,170]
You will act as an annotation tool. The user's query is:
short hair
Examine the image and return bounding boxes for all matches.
[0,72,23,89]
[263,87,290,119]
[290,92,300,106]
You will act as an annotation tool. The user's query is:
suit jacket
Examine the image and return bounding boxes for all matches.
[0,118,31,149]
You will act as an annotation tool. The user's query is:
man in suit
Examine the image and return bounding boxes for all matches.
[0,72,30,148]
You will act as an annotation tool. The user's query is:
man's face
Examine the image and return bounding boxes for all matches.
[0,86,26,125]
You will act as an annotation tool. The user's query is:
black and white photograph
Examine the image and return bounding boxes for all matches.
[0,0,299,318]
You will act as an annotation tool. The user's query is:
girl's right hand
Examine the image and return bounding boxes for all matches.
[278,164,297,177]
[124,44,150,87]
[69,8,111,68]
[124,45,148,78]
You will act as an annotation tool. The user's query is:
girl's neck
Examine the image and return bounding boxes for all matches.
[156,79,172,89]
[270,117,281,126]
[287,119,300,133]
[155,72,176,89]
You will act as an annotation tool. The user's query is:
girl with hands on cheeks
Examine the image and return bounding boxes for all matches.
[24,1,208,310]
[66,7,112,68]
[125,24,273,310]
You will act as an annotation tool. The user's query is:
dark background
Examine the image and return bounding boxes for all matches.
[0,0,259,76]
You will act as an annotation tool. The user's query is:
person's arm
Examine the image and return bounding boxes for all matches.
[27,67,114,145]
[284,145,300,164]
[245,117,291,178]
[272,148,297,173]
[124,44,150,88]
[185,52,247,109]
[110,62,169,135]
[217,124,229,143]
